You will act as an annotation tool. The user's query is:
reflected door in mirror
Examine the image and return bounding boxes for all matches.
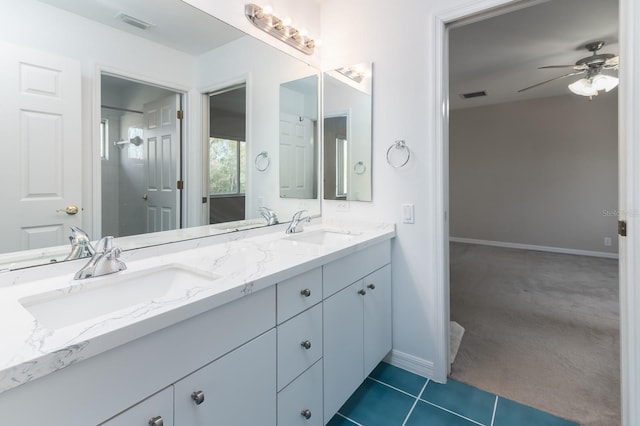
[0,42,82,254]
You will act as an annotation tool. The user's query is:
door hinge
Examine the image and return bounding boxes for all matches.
[202,197,207,204]
[619,220,627,237]
[177,180,184,190]
[177,110,184,120]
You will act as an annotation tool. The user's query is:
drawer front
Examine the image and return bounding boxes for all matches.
[323,241,390,297]
[277,360,323,426]
[277,267,322,324]
[101,386,174,426]
[174,329,276,426]
[277,303,323,391]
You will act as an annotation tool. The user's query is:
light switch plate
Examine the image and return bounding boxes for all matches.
[402,203,414,224]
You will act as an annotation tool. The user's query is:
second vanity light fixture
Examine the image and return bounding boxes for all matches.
[245,4,315,55]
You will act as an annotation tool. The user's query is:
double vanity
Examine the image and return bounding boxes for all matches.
[0,221,394,425]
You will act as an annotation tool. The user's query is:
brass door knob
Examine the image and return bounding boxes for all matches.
[56,205,78,215]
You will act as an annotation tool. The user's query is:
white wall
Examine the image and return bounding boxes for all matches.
[450,94,618,255]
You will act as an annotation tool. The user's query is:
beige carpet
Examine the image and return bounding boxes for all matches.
[449,242,620,426]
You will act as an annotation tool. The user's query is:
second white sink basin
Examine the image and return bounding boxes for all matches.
[19,264,220,329]
[285,229,359,245]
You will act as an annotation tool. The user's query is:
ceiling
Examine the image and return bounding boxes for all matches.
[37,0,244,55]
[449,0,619,109]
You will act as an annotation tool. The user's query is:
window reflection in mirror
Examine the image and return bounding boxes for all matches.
[208,85,247,224]
[323,64,373,202]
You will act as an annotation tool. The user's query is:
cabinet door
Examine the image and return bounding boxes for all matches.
[323,280,364,421]
[363,265,392,376]
[174,329,276,426]
[100,386,173,426]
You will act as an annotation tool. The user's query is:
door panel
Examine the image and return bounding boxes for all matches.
[279,113,315,199]
[143,94,180,233]
[0,42,82,253]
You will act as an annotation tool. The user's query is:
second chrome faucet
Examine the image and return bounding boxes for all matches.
[285,210,311,234]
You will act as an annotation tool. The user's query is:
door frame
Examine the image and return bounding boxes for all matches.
[433,0,639,424]
[92,65,190,239]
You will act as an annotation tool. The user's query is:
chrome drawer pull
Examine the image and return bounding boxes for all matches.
[358,289,366,296]
[191,390,205,405]
[301,409,312,419]
[300,340,312,350]
[148,416,163,426]
[300,288,311,297]
[367,283,376,290]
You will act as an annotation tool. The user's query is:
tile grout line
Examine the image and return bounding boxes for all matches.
[491,396,498,426]
[335,412,363,426]
[401,379,430,426]
[418,398,486,426]
[367,376,423,399]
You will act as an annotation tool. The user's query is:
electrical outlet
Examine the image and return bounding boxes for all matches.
[604,237,612,247]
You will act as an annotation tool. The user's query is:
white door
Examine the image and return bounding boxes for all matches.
[143,94,181,233]
[279,113,315,199]
[0,42,82,254]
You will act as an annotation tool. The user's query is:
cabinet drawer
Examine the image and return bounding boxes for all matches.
[277,360,323,426]
[174,329,276,426]
[277,267,322,324]
[101,386,174,426]
[323,241,390,297]
[277,303,323,391]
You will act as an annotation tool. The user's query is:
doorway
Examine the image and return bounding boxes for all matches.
[100,73,184,238]
[444,0,620,424]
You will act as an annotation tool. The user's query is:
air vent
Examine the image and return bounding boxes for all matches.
[459,90,487,99]
[115,13,154,30]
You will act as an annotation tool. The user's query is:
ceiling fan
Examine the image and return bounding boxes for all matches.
[518,41,619,95]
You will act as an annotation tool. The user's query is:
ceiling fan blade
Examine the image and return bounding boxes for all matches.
[604,56,619,67]
[518,71,585,93]
[538,64,588,70]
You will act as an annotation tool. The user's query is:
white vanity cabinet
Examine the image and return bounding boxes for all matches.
[276,267,324,426]
[322,243,392,422]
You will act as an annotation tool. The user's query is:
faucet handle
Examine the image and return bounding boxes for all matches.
[95,236,113,253]
[292,209,308,220]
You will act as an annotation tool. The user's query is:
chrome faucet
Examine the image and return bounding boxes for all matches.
[74,236,126,280]
[285,210,311,234]
[259,206,279,225]
[63,226,95,261]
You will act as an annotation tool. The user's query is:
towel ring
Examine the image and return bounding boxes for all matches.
[353,161,366,175]
[254,151,270,172]
[386,140,410,168]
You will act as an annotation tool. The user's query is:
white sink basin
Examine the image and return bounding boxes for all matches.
[19,264,220,329]
[285,229,359,245]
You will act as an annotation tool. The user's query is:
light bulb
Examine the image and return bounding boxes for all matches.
[282,17,292,26]
[568,78,598,97]
[592,74,619,92]
[299,28,308,37]
[262,5,273,15]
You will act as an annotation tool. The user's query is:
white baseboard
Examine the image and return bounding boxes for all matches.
[384,350,436,381]
[449,237,619,260]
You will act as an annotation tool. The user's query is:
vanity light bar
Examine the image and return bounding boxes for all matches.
[244,4,315,55]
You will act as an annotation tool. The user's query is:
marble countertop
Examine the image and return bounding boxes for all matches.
[0,220,394,394]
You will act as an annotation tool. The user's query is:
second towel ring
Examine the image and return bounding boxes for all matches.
[255,151,270,171]
[386,140,411,168]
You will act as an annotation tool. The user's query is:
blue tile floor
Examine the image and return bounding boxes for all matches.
[327,362,579,426]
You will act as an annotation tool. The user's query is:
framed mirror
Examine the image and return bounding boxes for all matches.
[0,0,320,270]
[323,64,373,202]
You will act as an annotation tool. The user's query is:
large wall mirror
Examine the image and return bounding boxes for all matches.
[323,64,373,202]
[0,0,320,270]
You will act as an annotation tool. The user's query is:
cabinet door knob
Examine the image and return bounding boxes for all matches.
[300,288,311,297]
[367,283,376,290]
[191,390,205,405]
[301,409,312,419]
[148,416,164,426]
[300,340,312,350]
[358,289,366,296]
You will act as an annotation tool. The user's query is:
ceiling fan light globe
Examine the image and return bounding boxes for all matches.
[568,78,597,96]
[592,74,619,92]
